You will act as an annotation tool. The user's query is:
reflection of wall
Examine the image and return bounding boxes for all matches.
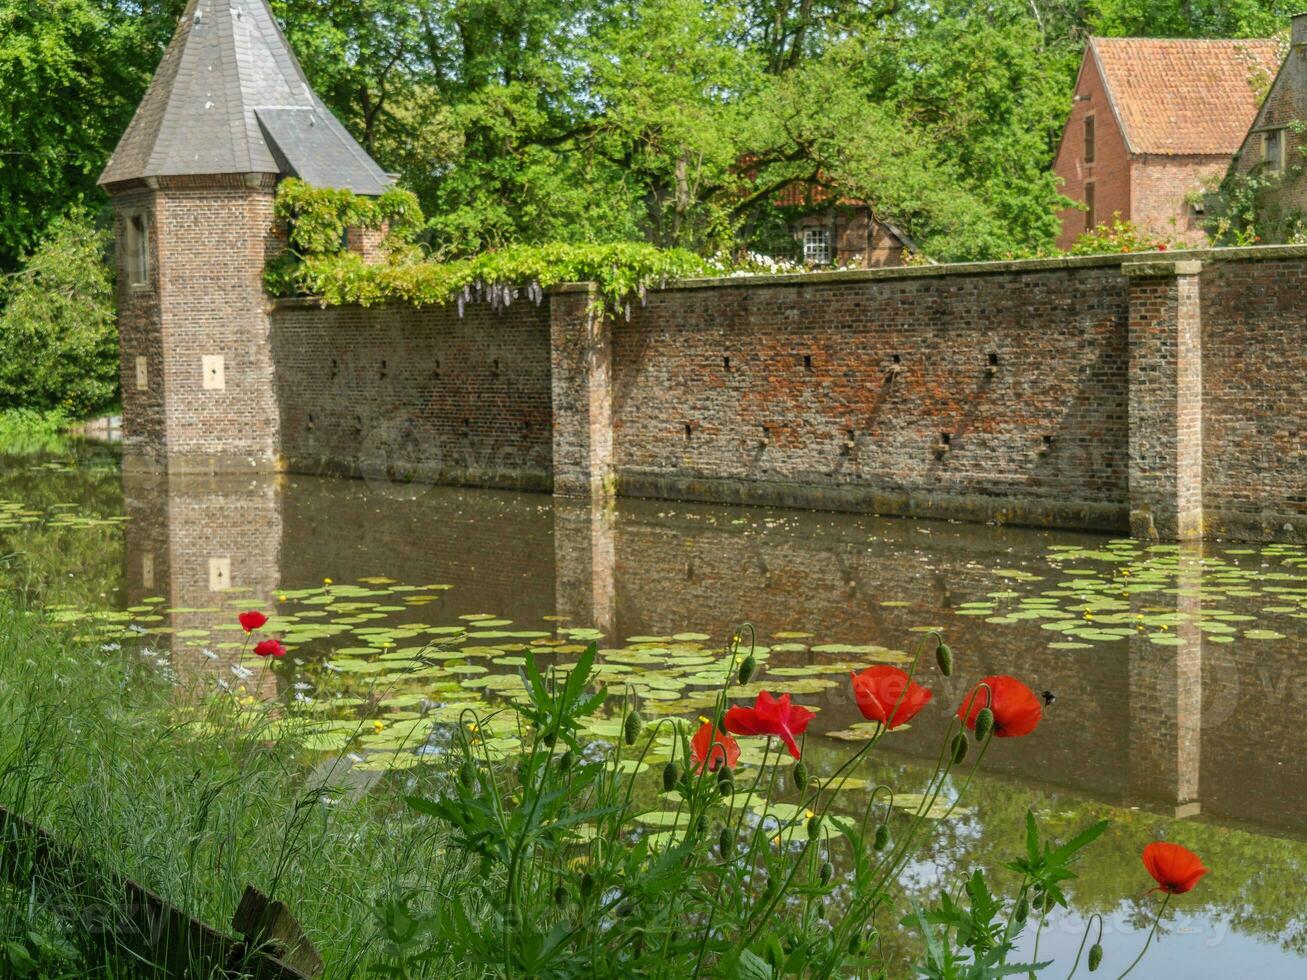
[118,467,1307,836]
[123,470,283,697]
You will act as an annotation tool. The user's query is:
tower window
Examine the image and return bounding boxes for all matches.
[1083,115,1095,164]
[803,227,831,265]
[1083,182,1096,231]
[126,213,150,285]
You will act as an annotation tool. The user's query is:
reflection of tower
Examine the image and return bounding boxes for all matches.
[1127,542,1203,816]
[553,498,616,638]
[123,470,283,699]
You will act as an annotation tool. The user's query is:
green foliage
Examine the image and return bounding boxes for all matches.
[1088,0,1295,39]
[266,180,710,312]
[1065,215,1172,255]
[1206,140,1307,246]
[0,207,117,416]
[275,178,423,256]
[0,0,182,273]
[379,632,1120,977]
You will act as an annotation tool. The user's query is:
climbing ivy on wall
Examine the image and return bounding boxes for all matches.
[265,179,712,314]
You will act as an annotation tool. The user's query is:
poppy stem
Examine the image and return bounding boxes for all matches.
[1116,893,1171,979]
[1065,913,1103,979]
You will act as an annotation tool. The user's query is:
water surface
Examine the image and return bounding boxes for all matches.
[3,443,1306,978]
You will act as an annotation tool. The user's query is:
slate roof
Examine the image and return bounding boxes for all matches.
[99,0,390,194]
[1089,37,1282,156]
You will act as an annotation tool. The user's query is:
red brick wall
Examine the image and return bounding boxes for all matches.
[609,261,1133,531]
[1129,154,1222,245]
[1200,253,1307,538]
[1055,55,1132,250]
[271,299,553,490]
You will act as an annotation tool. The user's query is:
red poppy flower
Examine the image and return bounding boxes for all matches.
[1143,842,1208,895]
[238,610,268,633]
[1157,243,1168,252]
[956,675,1042,738]
[253,638,286,658]
[691,721,740,773]
[724,691,814,760]
[850,666,932,730]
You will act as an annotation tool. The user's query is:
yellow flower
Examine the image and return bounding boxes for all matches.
[373,720,385,734]
[323,577,333,585]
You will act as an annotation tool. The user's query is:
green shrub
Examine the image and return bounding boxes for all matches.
[0,207,118,416]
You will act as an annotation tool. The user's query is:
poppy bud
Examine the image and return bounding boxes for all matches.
[951,732,968,765]
[820,862,834,885]
[874,823,890,852]
[793,761,809,791]
[696,813,709,835]
[936,642,953,677]
[1014,896,1028,923]
[763,876,777,901]
[458,759,476,788]
[807,815,822,840]
[717,765,734,796]
[580,872,594,898]
[553,885,567,908]
[558,749,574,773]
[847,932,861,954]
[515,759,529,784]
[623,709,643,745]
[663,761,680,792]
[718,826,735,856]
[543,730,557,747]
[738,652,758,685]
[974,707,994,742]
[1088,943,1103,972]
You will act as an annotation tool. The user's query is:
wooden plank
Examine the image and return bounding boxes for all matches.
[0,804,319,979]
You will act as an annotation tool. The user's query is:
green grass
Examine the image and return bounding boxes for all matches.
[0,596,460,977]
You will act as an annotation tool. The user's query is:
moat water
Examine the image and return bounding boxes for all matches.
[3,440,1306,978]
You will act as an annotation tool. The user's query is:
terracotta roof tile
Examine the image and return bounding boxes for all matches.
[1091,37,1282,156]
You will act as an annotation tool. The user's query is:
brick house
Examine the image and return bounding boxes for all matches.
[1053,37,1279,250]
[1228,15,1307,232]
[775,181,917,268]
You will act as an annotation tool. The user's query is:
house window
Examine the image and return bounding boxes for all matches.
[803,226,831,265]
[126,213,150,285]
[1084,116,1095,164]
[1083,182,1096,231]
[1264,129,1285,173]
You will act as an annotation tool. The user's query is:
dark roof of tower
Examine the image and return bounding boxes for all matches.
[99,0,391,194]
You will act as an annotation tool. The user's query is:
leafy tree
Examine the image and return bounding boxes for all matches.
[0,0,182,273]
[0,207,118,416]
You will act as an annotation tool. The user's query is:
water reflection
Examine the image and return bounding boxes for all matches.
[116,467,1297,834]
[5,449,1307,975]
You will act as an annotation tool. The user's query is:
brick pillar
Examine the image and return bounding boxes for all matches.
[553,498,616,638]
[1125,259,1203,540]
[1127,542,1203,816]
[110,174,282,473]
[549,284,614,497]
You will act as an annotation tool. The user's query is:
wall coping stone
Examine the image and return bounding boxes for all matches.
[1122,259,1204,277]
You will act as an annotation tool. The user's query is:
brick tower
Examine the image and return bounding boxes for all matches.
[99,0,390,471]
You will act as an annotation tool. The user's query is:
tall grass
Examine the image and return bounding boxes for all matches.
[0,596,462,977]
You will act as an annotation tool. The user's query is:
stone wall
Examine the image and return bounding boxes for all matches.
[125,243,1307,542]
[607,258,1132,531]
[1200,253,1307,538]
[271,298,553,491]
